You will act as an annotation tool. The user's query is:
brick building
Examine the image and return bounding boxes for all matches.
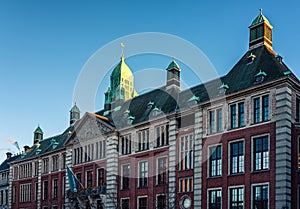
[6,10,300,209]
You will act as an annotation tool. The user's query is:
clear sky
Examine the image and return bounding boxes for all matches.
[1,0,300,161]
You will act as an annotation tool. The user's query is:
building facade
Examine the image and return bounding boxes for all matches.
[5,10,300,209]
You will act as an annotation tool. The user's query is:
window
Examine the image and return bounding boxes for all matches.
[52,179,58,199]
[138,129,149,151]
[208,189,221,209]
[121,135,131,155]
[121,198,130,209]
[13,166,18,180]
[62,153,66,169]
[253,95,269,123]
[62,176,66,198]
[250,26,264,41]
[34,161,39,176]
[43,180,48,200]
[230,102,245,129]
[75,172,81,182]
[52,155,59,171]
[179,134,194,170]
[230,141,244,174]
[229,187,244,209]
[20,183,31,202]
[86,170,93,188]
[96,140,106,159]
[42,158,49,174]
[209,108,222,134]
[122,164,130,190]
[19,163,32,178]
[209,145,222,177]
[139,161,148,188]
[296,97,300,122]
[157,157,167,185]
[155,124,169,147]
[157,195,166,209]
[138,196,147,209]
[298,137,300,170]
[97,168,105,193]
[253,136,269,171]
[12,186,16,203]
[179,177,193,192]
[253,184,268,209]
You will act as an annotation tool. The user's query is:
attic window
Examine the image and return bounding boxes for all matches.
[21,151,27,158]
[187,95,200,106]
[52,139,59,149]
[151,106,162,117]
[247,53,256,64]
[147,101,154,110]
[127,115,135,125]
[36,148,42,155]
[123,110,130,118]
[276,54,283,64]
[218,83,229,95]
[255,70,267,82]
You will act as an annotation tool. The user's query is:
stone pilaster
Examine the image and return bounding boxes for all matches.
[168,118,177,208]
[37,159,42,209]
[194,110,203,208]
[8,166,13,209]
[275,86,292,209]
[105,135,119,209]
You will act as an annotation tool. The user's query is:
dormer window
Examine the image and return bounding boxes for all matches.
[151,106,161,117]
[123,110,130,118]
[127,115,135,125]
[187,95,200,106]
[51,138,59,149]
[247,53,256,64]
[147,101,154,110]
[255,70,267,83]
[218,83,229,95]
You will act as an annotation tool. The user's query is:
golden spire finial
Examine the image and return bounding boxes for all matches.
[121,42,125,59]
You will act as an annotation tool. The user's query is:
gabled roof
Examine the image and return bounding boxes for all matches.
[96,45,296,128]
[0,155,20,171]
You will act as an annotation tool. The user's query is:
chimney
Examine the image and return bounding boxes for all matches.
[6,152,12,159]
[24,145,30,153]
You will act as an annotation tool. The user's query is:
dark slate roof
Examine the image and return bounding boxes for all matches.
[16,126,74,161]
[0,155,20,171]
[96,45,296,128]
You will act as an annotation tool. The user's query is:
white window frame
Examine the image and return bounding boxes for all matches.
[179,133,194,170]
[121,164,130,190]
[85,169,93,188]
[228,185,244,209]
[207,107,223,134]
[252,94,270,124]
[156,156,168,185]
[207,187,222,209]
[137,195,148,209]
[120,197,130,209]
[207,143,222,178]
[156,194,167,209]
[251,182,269,209]
[229,101,245,129]
[251,134,270,172]
[228,139,245,175]
[138,160,148,188]
[178,177,193,193]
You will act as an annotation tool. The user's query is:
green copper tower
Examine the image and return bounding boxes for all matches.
[104,44,138,109]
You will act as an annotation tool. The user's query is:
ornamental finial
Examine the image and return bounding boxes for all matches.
[121,42,125,59]
[260,8,263,15]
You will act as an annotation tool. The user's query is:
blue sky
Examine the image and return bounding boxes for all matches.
[0,0,300,161]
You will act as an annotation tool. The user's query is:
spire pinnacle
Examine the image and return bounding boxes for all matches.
[121,42,125,59]
[259,8,263,15]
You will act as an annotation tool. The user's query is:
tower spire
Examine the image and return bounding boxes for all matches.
[121,42,125,59]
